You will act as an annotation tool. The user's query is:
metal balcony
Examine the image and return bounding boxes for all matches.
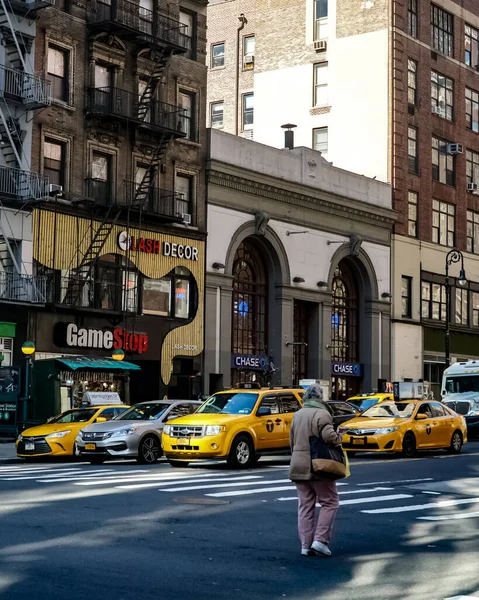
[0,166,49,201]
[0,272,51,303]
[84,178,184,221]
[85,87,187,137]
[88,0,189,53]
[9,0,54,16]
[0,65,51,109]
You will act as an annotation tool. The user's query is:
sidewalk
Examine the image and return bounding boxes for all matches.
[0,442,20,462]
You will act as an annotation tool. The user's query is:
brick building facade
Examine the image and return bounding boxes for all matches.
[27,0,208,404]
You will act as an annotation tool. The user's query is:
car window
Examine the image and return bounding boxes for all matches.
[330,403,356,416]
[279,394,301,413]
[418,403,433,418]
[99,408,119,421]
[348,398,378,411]
[431,402,447,417]
[48,409,97,424]
[362,401,416,418]
[258,395,279,414]
[198,393,258,414]
[166,404,195,421]
[115,407,128,417]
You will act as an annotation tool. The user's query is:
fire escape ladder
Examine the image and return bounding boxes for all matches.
[0,0,27,72]
[131,133,170,207]
[137,48,172,122]
[0,218,21,274]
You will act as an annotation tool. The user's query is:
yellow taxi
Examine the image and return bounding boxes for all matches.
[16,404,127,459]
[339,399,467,457]
[347,393,393,412]
[162,385,304,468]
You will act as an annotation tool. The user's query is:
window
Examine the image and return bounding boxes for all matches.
[473,292,479,326]
[431,71,453,120]
[293,301,309,385]
[89,151,112,203]
[432,200,455,247]
[43,139,66,188]
[313,127,328,158]
[467,210,479,253]
[432,137,455,186]
[279,394,302,413]
[456,288,468,325]
[243,93,254,130]
[408,126,418,174]
[143,277,171,316]
[210,101,224,128]
[465,24,479,69]
[431,5,454,57]
[408,0,417,38]
[180,9,196,60]
[466,149,479,184]
[94,63,112,88]
[175,173,193,217]
[431,402,447,418]
[47,45,68,102]
[178,89,197,141]
[313,62,328,106]
[421,281,446,320]
[408,59,417,106]
[174,267,191,319]
[408,191,418,237]
[142,268,194,319]
[466,88,479,132]
[401,276,412,318]
[211,43,225,69]
[314,0,328,40]
[243,36,255,68]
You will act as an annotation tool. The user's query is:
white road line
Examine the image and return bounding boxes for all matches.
[418,512,479,522]
[339,494,413,506]
[36,470,150,483]
[443,596,479,599]
[161,478,291,493]
[275,487,394,501]
[422,491,441,495]
[362,497,479,514]
[357,478,433,486]
[74,471,265,487]
[207,486,298,498]
[116,475,263,490]
[0,469,121,481]
[0,468,86,476]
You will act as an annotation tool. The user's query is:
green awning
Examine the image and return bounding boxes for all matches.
[0,322,16,337]
[55,357,141,371]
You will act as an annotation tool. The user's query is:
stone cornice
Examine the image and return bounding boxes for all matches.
[207,168,396,229]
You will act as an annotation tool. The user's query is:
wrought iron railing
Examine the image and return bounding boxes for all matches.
[0,273,51,303]
[0,166,49,201]
[89,0,189,51]
[86,87,186,134]
[0,65,51,108]
[59,274,137,312]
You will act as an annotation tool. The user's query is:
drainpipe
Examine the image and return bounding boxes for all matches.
[235,14,247,136]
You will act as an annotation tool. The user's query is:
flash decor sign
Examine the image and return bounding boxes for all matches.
[117,232,199,261]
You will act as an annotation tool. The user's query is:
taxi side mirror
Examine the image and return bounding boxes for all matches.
[257,407,271,417]
[96,417,107,423]
[416,413,428,420]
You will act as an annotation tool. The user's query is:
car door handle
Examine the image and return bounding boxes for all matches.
[275,419,282,424]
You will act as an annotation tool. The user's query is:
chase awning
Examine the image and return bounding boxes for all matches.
[55,357,141,371]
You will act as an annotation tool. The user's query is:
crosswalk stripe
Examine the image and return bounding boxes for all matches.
[207,485,298,497]
[357,478,433,486]
[338,494,413,506]
[74,471,263,486]
[362,496,479,514]
[1,469,120,481]
[274,486,394,501]
[36,470,150,483]
[418,512,479,521]
[116,475,263,490]
[0,468,85,477]
[160,478,291,493]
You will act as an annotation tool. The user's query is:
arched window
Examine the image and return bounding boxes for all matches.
[331,263,359,363]
[232,240,268,356]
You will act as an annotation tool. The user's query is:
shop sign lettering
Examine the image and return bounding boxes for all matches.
[331,362,363,377]
[117,232,198,261]
[231,354,270,371]
[64,323,148,354]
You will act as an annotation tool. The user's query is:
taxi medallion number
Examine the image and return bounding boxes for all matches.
[85,443,96,450]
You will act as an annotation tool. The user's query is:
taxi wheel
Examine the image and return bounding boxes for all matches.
[447,430,463,454]
[401,432,417,458]
[227,436,255,469]
[137,435,161,464]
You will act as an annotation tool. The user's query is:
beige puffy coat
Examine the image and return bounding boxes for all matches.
[289,407,343,481]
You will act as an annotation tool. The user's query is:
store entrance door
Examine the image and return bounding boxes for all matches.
[331,376,361,401]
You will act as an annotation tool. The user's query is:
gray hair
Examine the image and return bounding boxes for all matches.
[303,383,323,402]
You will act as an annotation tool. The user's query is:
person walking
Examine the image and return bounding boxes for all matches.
[289,383,342,557]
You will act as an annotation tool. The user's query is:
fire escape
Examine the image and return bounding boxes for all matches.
[63,0,190,307]
[0,0,52,302]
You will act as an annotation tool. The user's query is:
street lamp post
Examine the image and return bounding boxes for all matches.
[21,341,35,430]
[445,250,467,370]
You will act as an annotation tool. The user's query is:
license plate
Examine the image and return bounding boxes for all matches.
[85,443,96,450]
[25,443,34,451]
[351,437,365,445]
[178,438,189,445]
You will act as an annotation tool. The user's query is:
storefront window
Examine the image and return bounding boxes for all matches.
[175,274,190,319]
[141,267,194,319]
[143,277,171,316]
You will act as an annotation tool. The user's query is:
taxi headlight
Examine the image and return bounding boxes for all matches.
[374,427,398,435]
[163,425,171,435]
[45,430,72,439]
[205,425,223,436]
[17,434,23,441]
[111,427,138,437]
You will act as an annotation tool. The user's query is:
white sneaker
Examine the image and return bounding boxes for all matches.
[301,548,315,557]
[311,541,332,557]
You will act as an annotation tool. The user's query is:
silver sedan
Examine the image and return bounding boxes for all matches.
[76,400,202,465]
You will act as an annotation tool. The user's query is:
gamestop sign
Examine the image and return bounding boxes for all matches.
[61,323,148,354]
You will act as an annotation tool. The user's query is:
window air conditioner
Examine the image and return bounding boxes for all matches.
[314,40,327,52]
[182,213,192,225]
[467,182,478,193]
[447,143,463,155]
[243,54,254,68]
[431,105,443,115]
[49,184,63,195]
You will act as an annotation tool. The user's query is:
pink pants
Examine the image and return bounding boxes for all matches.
[296,480,339,548]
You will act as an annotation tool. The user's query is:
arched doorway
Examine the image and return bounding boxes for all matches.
[330,261,360,400]
[231,239,269,385]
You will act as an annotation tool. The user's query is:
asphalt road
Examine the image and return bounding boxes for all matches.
[1,443,479,600]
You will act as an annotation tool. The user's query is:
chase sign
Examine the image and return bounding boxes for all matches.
[331,362,363,377]
[231,354,270,371]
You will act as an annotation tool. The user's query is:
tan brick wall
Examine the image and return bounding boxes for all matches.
[336,0,389,38]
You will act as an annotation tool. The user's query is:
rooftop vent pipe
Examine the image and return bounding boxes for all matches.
[281,123,297,149]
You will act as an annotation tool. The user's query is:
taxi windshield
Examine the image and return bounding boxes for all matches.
[49,409,98,424]
[117,403,170,421]
[348,398,379,411]
[361,402,416,419]
[197,393,259,415]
